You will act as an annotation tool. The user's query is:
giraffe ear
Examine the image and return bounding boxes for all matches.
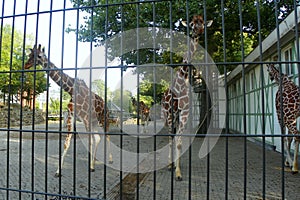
[206,20,213,27]
[181,21,188,27]
[42,47,45,53]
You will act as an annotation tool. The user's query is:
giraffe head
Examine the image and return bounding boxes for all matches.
[181,15,213,38]
[266,64,289,84]
[131,97,137,106]
[25,44,48,69]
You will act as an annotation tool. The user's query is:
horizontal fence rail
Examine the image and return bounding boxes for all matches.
[0,0,300,199]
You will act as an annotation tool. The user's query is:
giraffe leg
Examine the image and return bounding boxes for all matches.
[292,138,299,174]
[174,109,188,181]
[168,136,174,170]
[106,135,113,164]
[284,136,293,167]
[55,112,73,177]
[286,122,299,174]
[175,135,182,181]
[90,133,101,172]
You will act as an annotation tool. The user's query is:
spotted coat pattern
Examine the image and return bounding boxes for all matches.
[25,44,112,177]
[131,97,150,129]
[267,64,300,173]
[162,15,212,181]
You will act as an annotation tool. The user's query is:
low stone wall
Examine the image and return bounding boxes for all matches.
[0,104,45,127]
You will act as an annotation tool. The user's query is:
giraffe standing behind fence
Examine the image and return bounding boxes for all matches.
[162,15,212,181]
[25,44,113,177]
[267,64,300,174]
[131,97,150,133]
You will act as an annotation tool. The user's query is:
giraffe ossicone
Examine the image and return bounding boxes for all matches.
[25,44,113,177]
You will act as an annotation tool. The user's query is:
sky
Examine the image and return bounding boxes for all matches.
[0,0,137,94]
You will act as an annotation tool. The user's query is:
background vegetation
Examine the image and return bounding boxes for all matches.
[0,24,47,107]
[67,0,296,106]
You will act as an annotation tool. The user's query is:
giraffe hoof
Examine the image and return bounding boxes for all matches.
[168,164,175,171]
[109,160,113,164]
[175,176,183,181]
[292,170,298,175]
[54,173,61,178]
[90,168,95,172]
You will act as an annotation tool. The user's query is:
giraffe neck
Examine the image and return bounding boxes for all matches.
[171,37,199,95]
[272,70,290,86]
[182,37,199,64]
[42,61,75,95]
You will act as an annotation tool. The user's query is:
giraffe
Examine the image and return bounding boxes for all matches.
[131,97,150,133]
[24,44,113,177]
[267,64,300,174]
[162,15,213,181]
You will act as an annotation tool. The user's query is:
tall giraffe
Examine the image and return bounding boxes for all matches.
[131,97,150,133]
[267,64,300,174]
[25,44,113,177]
[162,15,212,181]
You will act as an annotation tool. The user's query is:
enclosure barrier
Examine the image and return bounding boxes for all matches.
[0,0,300,199]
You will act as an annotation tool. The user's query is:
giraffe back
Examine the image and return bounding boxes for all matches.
[71,79,109,132]
[267,64,300,125]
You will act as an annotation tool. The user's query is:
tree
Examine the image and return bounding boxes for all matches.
[0,24,47,106]
[49,98,60,114]
[92,79,112,98]
[138,80,169,105]
[68,0,294,70]
[111,89,132,113]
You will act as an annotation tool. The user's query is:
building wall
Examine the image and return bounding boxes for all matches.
[227,39,300,152]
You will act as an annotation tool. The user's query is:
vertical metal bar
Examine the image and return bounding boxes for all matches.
[119,2,124,199]
[187,2,193,199]
[170,1,176,199]
[19,0,29,198]
[152,1,158,199]
[88,1,94,197]
[73,0,81,196]
[136,3,140,199]
[46,1,54,198]
[255,2,266,199]
[237,1,247,199]
[104,1,109,198]
[31,0,40,196]
[59,0,73,196]
[0,1,7,198]
[120,67,124,200]
[221,0,228,199]
[7,0,16,199]
[57,0,63,194]
[202,2,211,200]
[273,1,284,199]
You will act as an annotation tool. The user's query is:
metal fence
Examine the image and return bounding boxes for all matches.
[0,0,300,199]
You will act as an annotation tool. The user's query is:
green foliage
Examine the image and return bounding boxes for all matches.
[48,96,69,114]
[111,89,132,113]
[92,79,111,98]
[138,79,169,104]
[68,0,296,100]
[49,98,60,114]
[0,24,47,103]
[68,0,294,70]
